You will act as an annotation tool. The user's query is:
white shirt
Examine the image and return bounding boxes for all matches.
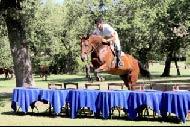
[93,23,121,50]
[93,24,117,38]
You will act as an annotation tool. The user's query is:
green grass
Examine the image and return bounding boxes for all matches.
[0,62,190,126]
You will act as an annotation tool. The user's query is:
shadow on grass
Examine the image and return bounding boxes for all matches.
[1,111,61,118]
[0,78,12,81]
[1,110,183,124]
[111,115,182,124]
[0,92,12,107]
[34,74,121,83]
[34,73,190,85]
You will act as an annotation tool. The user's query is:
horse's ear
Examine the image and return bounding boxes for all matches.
[78,34,83,40]
[86,34,90,39]
[80,36,86,40]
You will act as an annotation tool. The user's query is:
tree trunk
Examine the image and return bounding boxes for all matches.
[161,51,173,77]
[174,53,180,75]
[138,48,149,70]
[4,9,35,87]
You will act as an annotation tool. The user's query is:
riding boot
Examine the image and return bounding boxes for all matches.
[116,50,123,67]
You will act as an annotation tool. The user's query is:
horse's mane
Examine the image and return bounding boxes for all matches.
[88,35,103,46]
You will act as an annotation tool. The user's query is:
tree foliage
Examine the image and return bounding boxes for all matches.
[0,0,189,76]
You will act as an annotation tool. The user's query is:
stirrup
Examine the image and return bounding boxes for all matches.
[118,60,123,67]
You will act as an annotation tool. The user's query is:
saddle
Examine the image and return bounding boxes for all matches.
[102,41,124,68]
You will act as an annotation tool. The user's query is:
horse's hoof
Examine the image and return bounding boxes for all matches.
[96,77,101,81]
[95,69,100,73]
[101,77,105,81]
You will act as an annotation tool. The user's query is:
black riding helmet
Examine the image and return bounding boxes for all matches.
[95,17,104,24]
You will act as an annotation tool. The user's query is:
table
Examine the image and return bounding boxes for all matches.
[67,89,100,118]
[11,87,190,123]
[161,90,190,123]
[11,87,41,113]
[127,90,162,120]
[11,87,70,114]
[40,89,70,114]
[96,90,130,119]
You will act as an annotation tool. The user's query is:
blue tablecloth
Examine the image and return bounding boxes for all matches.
[128,90,162,120]
[11,87,70,114]
[11,87,41,113]
[30,88,70,114]
[96,90,131,119]
[161,91,190,123]
[11,87,190,123]
[68,89,100,118]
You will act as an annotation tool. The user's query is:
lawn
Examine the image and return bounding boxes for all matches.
[0,62,190,126]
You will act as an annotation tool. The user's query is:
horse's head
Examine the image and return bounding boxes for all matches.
[80,35,92,62]
[80,34,104,62]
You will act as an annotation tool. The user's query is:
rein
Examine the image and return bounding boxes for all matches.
[89,41,103,53]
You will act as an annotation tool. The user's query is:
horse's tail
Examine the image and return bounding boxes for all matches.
[138,61,151,79]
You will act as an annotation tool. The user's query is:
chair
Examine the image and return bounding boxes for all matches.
[172,83,190,120]
[108,83,124,90]
[132,83,158,119]
[78,83,100,117]
[48,83,63,89]
[172,84,190,91]
[60,82,79,116]
[22,83,41,113]
[64,82,78,89]
[130,83,145,91]
[151,83,174,91]
[107,83,124,118]
[47,83,64,115]
[85,83,100,90]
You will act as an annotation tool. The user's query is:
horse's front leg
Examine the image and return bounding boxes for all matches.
[94,63,109,73]
[85,65,93,82]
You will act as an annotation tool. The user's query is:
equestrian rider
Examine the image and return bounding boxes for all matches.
[92,17,123,67]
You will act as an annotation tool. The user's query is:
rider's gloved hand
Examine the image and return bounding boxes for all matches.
[102,38,107,43]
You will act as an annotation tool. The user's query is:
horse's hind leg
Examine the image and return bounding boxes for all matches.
[120,74,131,90]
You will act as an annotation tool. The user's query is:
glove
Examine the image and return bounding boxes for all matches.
[102,38,107,43]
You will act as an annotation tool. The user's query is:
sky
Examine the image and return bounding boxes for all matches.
[54,0,64,4]
[41,0,64,4]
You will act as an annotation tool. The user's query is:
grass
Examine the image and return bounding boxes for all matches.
[0,62,190,126]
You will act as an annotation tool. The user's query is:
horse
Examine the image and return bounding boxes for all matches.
[39,65,49,81]
[80,35,150,90]
[0,67,14,79]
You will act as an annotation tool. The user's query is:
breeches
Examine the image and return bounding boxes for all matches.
[113,40,121,51]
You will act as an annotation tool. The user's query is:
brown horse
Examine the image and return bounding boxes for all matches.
[80,35,150,90]
[0,67,14,79]
[39,65,49,81]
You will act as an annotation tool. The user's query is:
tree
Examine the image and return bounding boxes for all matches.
[0,0,36,87]
[0,16,13,68]
[104,0,167,69]
[157,0,190,76]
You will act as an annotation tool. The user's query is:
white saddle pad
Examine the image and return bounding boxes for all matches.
[121,52,125,56]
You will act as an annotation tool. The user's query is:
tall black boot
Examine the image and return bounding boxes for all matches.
[116,50,123,67]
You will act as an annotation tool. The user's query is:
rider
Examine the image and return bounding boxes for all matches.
[92,17,123,67]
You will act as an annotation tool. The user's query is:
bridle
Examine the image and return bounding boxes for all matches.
[83,39,102,55]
